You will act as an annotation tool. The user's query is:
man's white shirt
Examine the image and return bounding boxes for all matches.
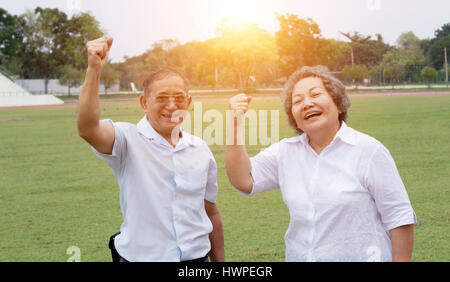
[248,122,417,262]
[92,116,218,262]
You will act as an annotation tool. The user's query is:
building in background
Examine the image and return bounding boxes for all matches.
[0,73,64,107]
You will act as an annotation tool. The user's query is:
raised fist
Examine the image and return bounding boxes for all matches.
[86,37,113,70]
[229,93,252,114]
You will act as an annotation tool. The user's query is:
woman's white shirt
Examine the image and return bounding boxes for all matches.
[248,122,417,262]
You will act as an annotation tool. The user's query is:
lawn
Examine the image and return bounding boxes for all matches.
[0,94,449,261]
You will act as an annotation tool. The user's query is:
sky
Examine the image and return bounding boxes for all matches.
[1,0,449,62]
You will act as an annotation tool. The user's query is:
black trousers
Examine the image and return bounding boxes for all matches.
[108,232,209,262]
[109,232,128,262]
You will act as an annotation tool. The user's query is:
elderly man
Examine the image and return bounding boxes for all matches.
[77,37,224,262]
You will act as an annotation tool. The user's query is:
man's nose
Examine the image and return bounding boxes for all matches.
[165,98,177,109]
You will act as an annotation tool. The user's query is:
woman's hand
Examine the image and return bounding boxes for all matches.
[390,224,414,262]
[229,93,252,114]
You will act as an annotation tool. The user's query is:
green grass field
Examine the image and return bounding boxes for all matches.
[0,94,449,261]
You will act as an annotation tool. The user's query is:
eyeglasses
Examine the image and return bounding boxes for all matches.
[151,95,189,106]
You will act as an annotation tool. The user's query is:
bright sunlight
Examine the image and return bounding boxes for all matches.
[214,0,279,26]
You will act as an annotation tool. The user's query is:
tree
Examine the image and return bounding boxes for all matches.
[434,23,450,38]
[420,66,437,88]
[63,12,104,70]
[275,14,322,76]
[383,63,404,87]
[340,31,371,67]
[215,18,278,89]
[18,8,70,92]
[7,7,103,93]
[115,38,189,90]
[101,62,119,94]
[340,32,390,68]
[395,32,426,65]
[191,39,220,86]
[58,65,84,96]
[427,23,450,70]
[115,52,148,90]
[369,64,385,85]
[0,8,23,73]
[315,38,351,71]
[428,36,450,70]
[163,40,213,86]
[380,31,426,84]
[341,64,369,88]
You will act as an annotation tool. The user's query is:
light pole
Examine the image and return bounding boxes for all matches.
[444,47,448,88]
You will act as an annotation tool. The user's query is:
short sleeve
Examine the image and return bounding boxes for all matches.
[91,119,127,174]
[248,142,280,196]
[204,145,219,203]
[365,144,417,231]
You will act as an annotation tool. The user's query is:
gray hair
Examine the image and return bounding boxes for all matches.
[283,65,351,135]
[143,66,189,96]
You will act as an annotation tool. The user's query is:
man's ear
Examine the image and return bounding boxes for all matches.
[186,95,193,108]
[139,94,148,110]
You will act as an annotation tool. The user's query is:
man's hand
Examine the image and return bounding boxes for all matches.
[229,93,252,114]
[86,37,113,71]
[205,201,225,262]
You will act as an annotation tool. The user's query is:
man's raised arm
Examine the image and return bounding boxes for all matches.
[77,37,115,154]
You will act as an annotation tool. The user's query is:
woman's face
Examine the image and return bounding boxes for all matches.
[291,77,341,136]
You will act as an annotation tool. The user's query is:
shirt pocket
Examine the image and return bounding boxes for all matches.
[187,168,207,187]
[178,168,207,210]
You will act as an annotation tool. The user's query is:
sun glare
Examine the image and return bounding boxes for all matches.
[215,0,278,27]
[217,0,252,22]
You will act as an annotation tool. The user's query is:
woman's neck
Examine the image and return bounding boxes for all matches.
[307,121,341,155]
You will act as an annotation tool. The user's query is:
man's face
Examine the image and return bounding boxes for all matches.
[139,75,192,139]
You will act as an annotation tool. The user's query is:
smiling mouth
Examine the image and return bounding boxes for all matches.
[162,113,183,123]
[161,113,175,121]
[304,112,322,120]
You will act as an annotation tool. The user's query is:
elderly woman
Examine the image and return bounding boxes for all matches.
[225,65,416,262]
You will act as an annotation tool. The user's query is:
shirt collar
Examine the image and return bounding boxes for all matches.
[334,121,357,146]
[287,121,356,146]
[137,116,163,142]
[136,116,196,148]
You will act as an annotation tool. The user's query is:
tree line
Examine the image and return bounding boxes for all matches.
[0,8,449,93]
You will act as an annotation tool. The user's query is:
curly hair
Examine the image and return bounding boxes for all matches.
[283,65,351,135]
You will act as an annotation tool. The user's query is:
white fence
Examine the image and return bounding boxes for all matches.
[15,79,119,95]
